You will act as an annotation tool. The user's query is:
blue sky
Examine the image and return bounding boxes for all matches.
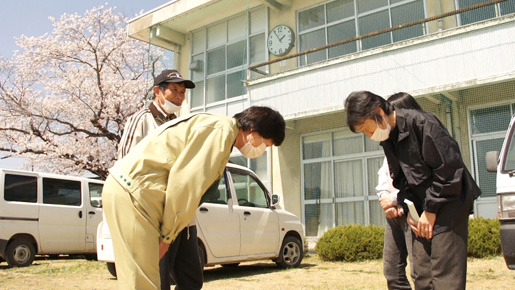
[0,0,169,58]
[0,0,169,169]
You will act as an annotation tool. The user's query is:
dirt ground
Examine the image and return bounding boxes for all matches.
[0,254,513,289]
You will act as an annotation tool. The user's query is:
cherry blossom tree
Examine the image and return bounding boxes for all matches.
[0,5,167,179]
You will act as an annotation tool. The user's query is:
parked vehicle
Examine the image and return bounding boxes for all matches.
[0,168,104,267]
[486,114,515,270]
[97,163,305,277]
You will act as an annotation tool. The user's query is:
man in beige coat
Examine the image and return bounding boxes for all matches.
[102,106,285,289]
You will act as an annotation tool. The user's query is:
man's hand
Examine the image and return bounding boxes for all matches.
[408,211,436,239]
[159,240,170,260]
[379,195,394,210]
[384,207,400,219]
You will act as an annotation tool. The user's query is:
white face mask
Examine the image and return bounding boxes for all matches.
[370,116,391,142]
[159,92,181,114]
[238,135,267,159]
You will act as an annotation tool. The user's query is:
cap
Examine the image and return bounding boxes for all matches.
[153,69,195,89]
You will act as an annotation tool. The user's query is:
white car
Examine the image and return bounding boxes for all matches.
[97,163,305,277]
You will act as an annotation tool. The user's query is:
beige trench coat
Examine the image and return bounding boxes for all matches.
[107,113,238,244]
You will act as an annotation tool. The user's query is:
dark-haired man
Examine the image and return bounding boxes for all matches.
[103,106,286,289]
[345,91,480,290]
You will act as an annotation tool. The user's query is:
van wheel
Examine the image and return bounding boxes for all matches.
[5,239,36,267]
[275,236,303,268]
[106,262,117,278]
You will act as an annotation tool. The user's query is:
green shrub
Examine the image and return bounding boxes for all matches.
[467,217,501,258]
[315,224,384,262]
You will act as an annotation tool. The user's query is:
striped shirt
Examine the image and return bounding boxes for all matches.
[117,102,176,159]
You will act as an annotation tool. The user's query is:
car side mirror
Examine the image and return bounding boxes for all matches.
[485,151,500,172]
[271,194,280,207]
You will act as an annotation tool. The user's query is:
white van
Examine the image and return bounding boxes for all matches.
[486,114,515,270]
[0,168,104,267]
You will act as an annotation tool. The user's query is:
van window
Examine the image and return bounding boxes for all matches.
[43,178,81,206]
[89,183,103,208]
[4,174,37,203]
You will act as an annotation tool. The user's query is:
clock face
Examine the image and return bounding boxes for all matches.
[267,25,294,56]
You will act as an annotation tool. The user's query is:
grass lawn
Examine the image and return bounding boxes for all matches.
[0,254,513,289]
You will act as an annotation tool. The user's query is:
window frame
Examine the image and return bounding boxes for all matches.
[296,0,427,67]
[189,6,268,111]
[300,128,384,237]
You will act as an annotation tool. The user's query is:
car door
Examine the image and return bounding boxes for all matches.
[85,182,103,252]
[196,171,241,257]
[38,177,86,253]
[230,168,279,256]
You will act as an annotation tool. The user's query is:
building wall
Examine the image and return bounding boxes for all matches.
[132,0,515,234]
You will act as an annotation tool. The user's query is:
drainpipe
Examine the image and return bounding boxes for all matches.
[436,0,444,32]
[174,45,181,70]
[440,95,455,138]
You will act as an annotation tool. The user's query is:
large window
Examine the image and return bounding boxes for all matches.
[458,0,515,26]
[190,7,267,110]
[43,178,81,206]
[302,130,384,237]
[297,0,425,66]
[470,103,515,197]
[3,174,37,203]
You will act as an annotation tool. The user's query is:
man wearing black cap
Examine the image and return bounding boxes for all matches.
[117,69,202,290]
[118,69,195,158]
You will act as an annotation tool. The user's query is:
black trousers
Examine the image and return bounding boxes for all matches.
[159,225,203,290]
[410,217,469,290]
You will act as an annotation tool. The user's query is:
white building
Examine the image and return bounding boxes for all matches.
[127,0,515,239]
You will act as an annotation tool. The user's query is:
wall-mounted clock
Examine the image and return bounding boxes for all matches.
[267,25,295,56]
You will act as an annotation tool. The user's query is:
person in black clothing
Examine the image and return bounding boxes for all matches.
[345,91,481,290]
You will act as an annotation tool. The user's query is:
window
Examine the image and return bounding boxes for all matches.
[4,174,37,203]
[297,0,425,66]
[302,130,383,237]
[232,170,268,208]
[190,7,267,110]
[458,0,515,26]
[470,104,515,197]
[200,175,229,205]
[229,151,270,188]
[43,178,81,206]
[89,183,103,208]
[501,121,515,172]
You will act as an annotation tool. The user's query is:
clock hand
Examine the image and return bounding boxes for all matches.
[273,30,282,42]
[279,34,286,41]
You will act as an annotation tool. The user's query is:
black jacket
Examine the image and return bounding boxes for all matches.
[381,109,481,235]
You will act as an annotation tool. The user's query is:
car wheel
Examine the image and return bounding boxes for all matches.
[221,263,240,268]
[106,262,117,278]
[5,239,36,267]
[197,243,206,270]
[275,236,303,268]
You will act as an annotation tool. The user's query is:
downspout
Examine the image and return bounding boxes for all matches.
[436,0,444,32]
[440,95,455,138]
[173,44,181,70]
